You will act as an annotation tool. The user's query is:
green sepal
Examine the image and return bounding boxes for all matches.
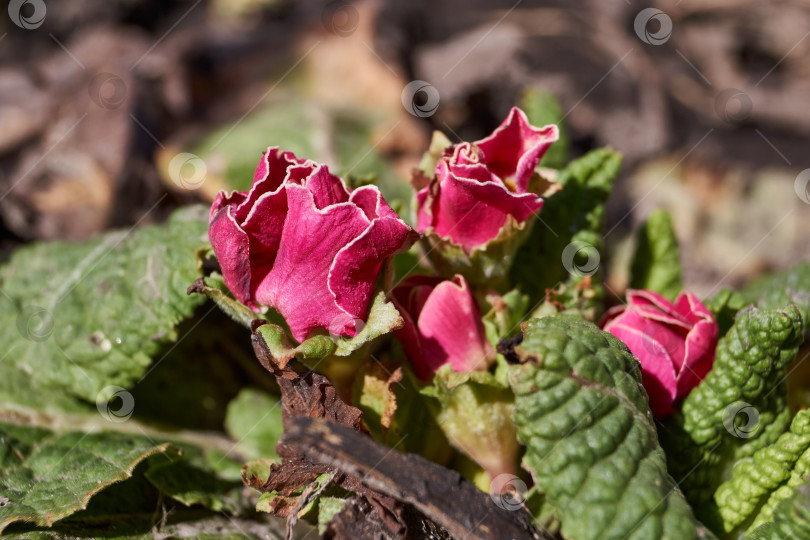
[420,213,536,288]
[421,365,519,484]
[482,288,531,346]
[528,275,601,322]
[188,272,263,328]
[252,290,402,368]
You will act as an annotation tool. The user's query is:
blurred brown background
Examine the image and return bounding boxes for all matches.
[1,0,808,297]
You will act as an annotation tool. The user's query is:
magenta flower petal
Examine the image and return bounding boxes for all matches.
[237,148,304,221]
[393,274,494,379]
[208,148,415,342]
[210,190,246,222]
[330,187,417,322]
[415,106,557,253]
[418,160,543,251]
[209,206,253,307]
[473,107,559,191]
[605,314,679,417]
[255,182,370,341]
[391,275,440,380]
[600,289,719,418]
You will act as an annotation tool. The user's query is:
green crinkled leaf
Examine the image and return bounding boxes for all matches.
[746,482,810,540]
[1,458,210,539]
[5,467,281,540]
[510,148,621,305]
[0,206,208,411]
[519,88,570,170]
[740,261,810,338]
[224,388,284,462]
[629,209,683,300]
[660,305,805,516]
[0,423,170,532]
[714,410,810,535]
[0,419,248,535]
[510,316,709,540]
[705,288,749,338]
[748,427,810,532]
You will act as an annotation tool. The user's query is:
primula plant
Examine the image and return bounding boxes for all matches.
[2,94,810,540]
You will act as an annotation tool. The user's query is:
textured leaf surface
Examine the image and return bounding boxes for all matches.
[0,206,208,411]
[714,410,810,535]
[661,305,804,512]
[510,148,621,304]
[746,482,810,540]
[740,261,810,337]
[510,316,707,540]
[629,209,683,300]
[0,423,170,532]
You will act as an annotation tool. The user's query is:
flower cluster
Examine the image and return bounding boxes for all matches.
[207,106,722,484]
